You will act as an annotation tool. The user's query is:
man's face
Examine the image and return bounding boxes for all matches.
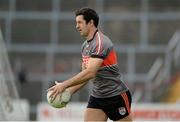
[76,15,90,37]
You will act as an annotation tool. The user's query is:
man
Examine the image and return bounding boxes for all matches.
[48,7,132,121]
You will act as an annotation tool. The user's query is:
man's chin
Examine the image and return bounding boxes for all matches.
[80,33,85,36]
[79,32,87,37]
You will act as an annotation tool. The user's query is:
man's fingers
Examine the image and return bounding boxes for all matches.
[47,86,55,92]
[51,90,59,101]
[47,81,63,101]
[55,81,59,85]
[49,91,54,98]
[54,91,59,100]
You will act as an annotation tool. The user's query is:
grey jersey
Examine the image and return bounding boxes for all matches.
[81,30,128,98]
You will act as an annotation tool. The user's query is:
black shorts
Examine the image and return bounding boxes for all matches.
[87,90,132,121]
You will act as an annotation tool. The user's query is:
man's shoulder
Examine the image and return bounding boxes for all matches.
[97,31,113,43]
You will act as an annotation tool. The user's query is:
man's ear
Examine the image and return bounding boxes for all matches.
[89,20,94,26]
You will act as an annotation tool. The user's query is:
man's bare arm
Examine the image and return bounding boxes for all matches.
[63,57,103,88]
[66,62,87,94]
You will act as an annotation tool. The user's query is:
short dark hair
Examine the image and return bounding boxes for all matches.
[75,7,99,27]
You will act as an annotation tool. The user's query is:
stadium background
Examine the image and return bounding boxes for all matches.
[0,0,180,121]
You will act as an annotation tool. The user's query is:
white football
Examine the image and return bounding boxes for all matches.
[47,89,71,108]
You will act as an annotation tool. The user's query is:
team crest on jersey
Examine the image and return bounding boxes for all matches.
[118,107,126,115]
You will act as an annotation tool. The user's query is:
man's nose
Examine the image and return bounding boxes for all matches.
[76,25,79,29]
[76,24,80,29]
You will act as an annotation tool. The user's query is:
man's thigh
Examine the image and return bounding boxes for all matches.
[84,108,108,121]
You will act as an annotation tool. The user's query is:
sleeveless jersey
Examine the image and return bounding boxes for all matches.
[81,30,129,98]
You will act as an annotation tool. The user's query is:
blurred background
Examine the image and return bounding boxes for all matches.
[0,0,180,121]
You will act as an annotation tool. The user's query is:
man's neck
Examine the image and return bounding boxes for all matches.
[86,28,98,41]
